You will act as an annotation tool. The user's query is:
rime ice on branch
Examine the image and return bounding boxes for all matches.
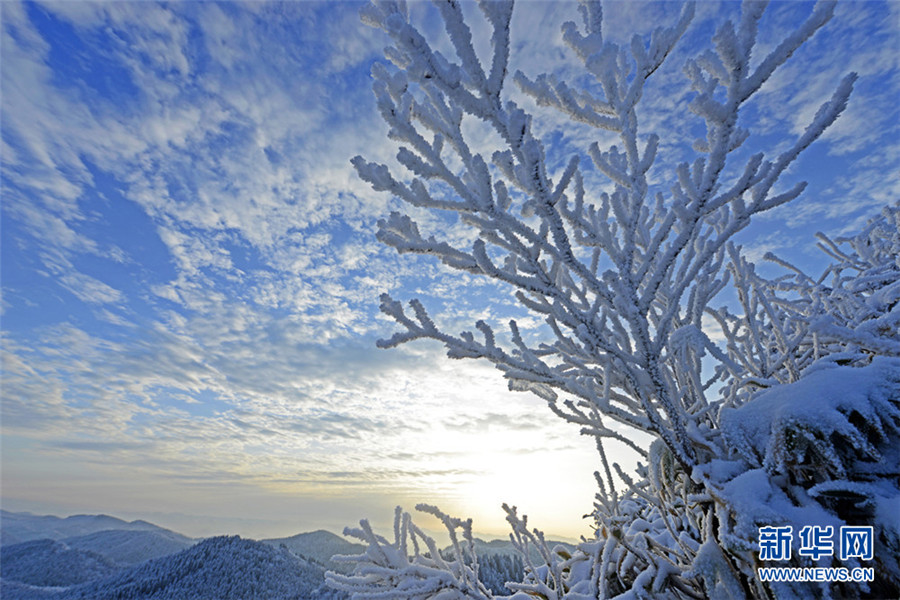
[330,0,900,598]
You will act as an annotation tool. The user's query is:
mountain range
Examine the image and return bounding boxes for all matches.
[0,510,530,599]
[0,510,359,599]
[0,511,173,547]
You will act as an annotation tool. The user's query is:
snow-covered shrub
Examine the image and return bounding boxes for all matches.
[327,505,495,599]
[328,0,898,597]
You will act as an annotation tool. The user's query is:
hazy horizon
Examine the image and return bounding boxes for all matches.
[0,504,587,546]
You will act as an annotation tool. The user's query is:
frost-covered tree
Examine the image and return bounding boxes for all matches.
[326,1,899,598]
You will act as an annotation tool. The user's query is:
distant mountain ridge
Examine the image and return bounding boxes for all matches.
[62,528,195,565]
[0,510,178,547]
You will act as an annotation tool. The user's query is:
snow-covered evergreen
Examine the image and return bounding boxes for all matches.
[0,538,120,587]
[332,0,899,598]
[477,551,524,596]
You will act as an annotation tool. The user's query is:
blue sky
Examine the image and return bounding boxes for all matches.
[1,1,898,541]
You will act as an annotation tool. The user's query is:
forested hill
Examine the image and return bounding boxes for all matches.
[2,536,346,600]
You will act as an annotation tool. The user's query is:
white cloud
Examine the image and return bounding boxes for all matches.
[59,272,123,305]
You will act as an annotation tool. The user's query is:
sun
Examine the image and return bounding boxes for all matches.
[417,420,600,542]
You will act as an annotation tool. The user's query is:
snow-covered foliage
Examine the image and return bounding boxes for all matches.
[328,505,496,599]
[336,0,899,598]
[0,538,120,587]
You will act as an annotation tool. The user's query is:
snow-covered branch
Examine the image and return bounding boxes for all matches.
[327,505,494,599]
[327,1,900,598]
